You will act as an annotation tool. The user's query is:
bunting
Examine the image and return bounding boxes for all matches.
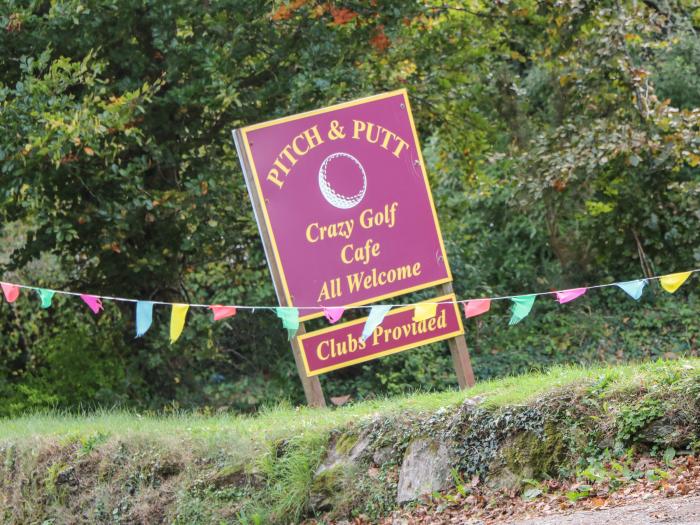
[616,279,647,300]
[170,304,189,343]
[80,294,103,314]
[361,305,392,342]
[0,268,696,342]
[464,298,491,318]
[555,288,587,304]
[413,302,437,322]
[37,289,55,309]
[136,301,154,338]
[659,272,692,293]
[323,307,345,324]
[276,307,300,339]
[210,305,237,321]
[1,283,20,303]
[509,295,536,325]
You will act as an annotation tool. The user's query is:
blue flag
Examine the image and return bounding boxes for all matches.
[616,280,647,300]
[136,301,155,338]
[361,305,392,342]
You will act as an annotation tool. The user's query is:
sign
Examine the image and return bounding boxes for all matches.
[236,90,451,320]
[298,295,464,376]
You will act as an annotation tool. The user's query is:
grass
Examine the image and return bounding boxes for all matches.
[2,358,698,446]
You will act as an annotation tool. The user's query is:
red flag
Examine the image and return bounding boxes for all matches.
[1,283,19,303]
[463,298,491,319]
[210,305,237,321]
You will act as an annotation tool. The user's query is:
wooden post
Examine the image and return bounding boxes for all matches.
[440,282,476,388]
[234,129,326,408]
[291,324,326,407]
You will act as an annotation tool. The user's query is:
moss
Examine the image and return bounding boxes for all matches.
[309,464,348,513]
[206,463,247,489]
[502,424,566,479]
[335,432,359,455]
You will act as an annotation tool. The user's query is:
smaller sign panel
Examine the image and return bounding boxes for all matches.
[298,294,464,376]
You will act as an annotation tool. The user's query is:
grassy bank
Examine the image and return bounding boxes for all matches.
[2,359,700,523]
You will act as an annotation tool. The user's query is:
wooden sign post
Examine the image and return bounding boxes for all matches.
[234,90,474,407]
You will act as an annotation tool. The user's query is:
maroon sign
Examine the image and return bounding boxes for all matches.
[297,295,464,376]
[236,90,451,320]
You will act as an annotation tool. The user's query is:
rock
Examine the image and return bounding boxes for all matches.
[486,464,533,491]
[372,446,394,465]
[309,465,346,512]
[396,439,454,503]
[639,417,692,448]
[310,430,373,512]
[316,431,372,475]
[485,429,564,491]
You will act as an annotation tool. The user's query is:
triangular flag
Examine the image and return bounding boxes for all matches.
[170,304,189,343]
[360,305,392,342]
[136,301,154,338]
[80,294,103,314]
[37,289,55,308]
[275,307,299,339]
[616,279,647,300]
[555,287,587,304]
[508,295,536,325]
[1,283,20,303]
[210,305,237,321]
[323,307,344,324]
[659,272,692,293]
[464,298,491,319]
[413,302,437,322]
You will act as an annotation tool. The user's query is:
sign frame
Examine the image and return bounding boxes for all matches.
[234,89,452,322]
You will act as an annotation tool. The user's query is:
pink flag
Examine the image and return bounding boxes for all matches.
[80,294,103,314]
[555,288,587,304]
[210,305,237,321]
[1,283,20,303]
[464,298,491,318]
[323,307,345,324]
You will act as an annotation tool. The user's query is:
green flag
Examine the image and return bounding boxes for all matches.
[37,288,55,309]
[509,295,536,325]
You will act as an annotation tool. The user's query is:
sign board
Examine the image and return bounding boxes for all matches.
[235,89,451,321]
[298,294,464,376]
[234,90,475,406]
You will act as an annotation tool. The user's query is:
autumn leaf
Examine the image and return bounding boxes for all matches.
[330,394,351,406]
[370,25,390,51]
[271,5,292,21]
[330,6,358,25]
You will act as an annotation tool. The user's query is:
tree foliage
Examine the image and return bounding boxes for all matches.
[1,0,699,414]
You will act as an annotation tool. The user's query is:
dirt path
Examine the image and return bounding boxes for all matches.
[506,494,700,525]
[380,456,700,525]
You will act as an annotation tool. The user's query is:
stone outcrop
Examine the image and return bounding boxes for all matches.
[396,439,454,503]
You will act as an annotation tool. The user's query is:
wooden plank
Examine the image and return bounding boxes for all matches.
[291,323,327,407]
[439,282,476,389]
[233,129,326,408]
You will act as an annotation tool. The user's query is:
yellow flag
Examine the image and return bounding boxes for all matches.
[170,304,189,343]
[413,302,438,322]
[659,272,692,293]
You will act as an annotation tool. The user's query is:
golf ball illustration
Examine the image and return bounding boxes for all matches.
[318,152,367,209]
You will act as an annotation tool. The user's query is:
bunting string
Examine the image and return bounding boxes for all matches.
[1,268,698,342]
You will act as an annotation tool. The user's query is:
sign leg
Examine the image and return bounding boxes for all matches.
[291,323,326,407]
[440,283,476,388]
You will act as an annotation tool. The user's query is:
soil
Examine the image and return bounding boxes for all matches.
[506,494,700,525]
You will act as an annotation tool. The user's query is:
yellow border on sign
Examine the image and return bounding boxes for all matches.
[297,294,464,376]
[238,89,453,321]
